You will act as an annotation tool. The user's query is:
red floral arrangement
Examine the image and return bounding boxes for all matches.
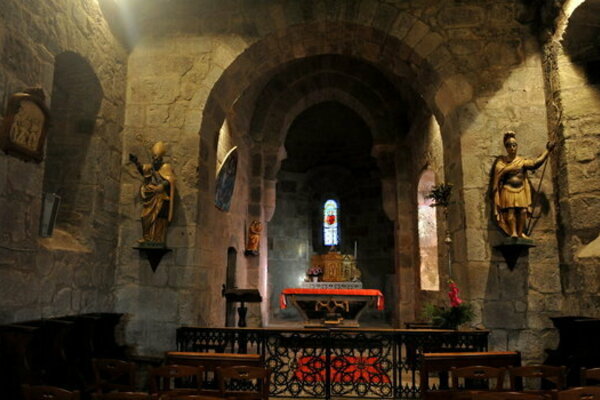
[448,280,463,307]
[423,280,474,329]
[307,266,323,277]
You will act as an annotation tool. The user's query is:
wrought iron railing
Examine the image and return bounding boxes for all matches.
[176,327,488,399]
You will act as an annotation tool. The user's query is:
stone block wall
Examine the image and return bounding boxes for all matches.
[453,36,561,362]
[268,171,312,323]
[0,0,589,363]
[0,0,127,324]
[116,36,253,354]
[127,0,566,361]
[543,0,600,319]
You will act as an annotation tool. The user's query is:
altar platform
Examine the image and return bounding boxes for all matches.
[280,288,384,327]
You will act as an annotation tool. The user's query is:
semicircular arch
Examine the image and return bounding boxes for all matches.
[197,20,467,168]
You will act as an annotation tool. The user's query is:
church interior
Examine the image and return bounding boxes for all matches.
[1,0,600,399]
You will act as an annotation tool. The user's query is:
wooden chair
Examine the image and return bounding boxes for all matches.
[581,368,600,386]
[148,365,204,398]
[508,365,566,399]
[217,366,271,400]
[92,358,136,393]
[165,351,262,395]
[474,392,549,399]
[421,351,521,400]
[557,386,600,399]
[91,393,151,400]
[22,385,81,400]
[451,366,506,400]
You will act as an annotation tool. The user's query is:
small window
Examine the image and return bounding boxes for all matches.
[323,199,340,246]
[418,169,439,291]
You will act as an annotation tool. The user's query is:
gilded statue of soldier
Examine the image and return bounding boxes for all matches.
[492,131,554,238]
[129,142,176,245]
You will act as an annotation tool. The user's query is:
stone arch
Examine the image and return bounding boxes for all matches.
[240,56,415,188]
[197,20,471,168]
[194,19,471,327]
[42,51,103,248]
[196,21,470,228]
[254,77,392,146]
[247,55,411,144]
[260,89,388,180]
[561,0,600,80]
[550,0,592,42]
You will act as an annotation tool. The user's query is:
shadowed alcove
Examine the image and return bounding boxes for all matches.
[41,51,103,250]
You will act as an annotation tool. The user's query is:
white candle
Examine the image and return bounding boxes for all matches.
[354,241,357,259]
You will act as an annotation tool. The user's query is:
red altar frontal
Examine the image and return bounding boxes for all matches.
[280,288,384,327]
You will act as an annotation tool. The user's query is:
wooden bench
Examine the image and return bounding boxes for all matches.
[165,351,262,369]
[420,351,521,400]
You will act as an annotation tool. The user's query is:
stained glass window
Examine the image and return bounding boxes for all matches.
[323,199,339,246]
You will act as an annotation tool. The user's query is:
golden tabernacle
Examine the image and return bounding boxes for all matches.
[311,250,361,282]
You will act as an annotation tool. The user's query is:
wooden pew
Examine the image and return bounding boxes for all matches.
[0,324,40,400]
[420,351,521,400]
[0,313,125,398]
[19,318,75,386]
[165,351,263,395]
[60,313,126,390]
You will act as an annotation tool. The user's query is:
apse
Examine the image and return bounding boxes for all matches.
[218,51,435,327]
[268,101,395,326]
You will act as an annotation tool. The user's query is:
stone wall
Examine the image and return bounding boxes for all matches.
[544,0,600,318]
[0,0,127,323]
[0,0,590,362]
[268,171,312,324]
[117,0,568,358]
[116,36,253,354]
[453,35,561,362]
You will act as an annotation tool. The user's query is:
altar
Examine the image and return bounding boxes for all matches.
[280,247,383,327]
[280,288,384,327]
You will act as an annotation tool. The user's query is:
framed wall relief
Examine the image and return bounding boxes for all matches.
[215,146,238,211]
[0,88,50,162]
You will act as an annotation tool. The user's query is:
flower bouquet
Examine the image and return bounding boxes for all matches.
[423,280,474,330]
[307,266,323,282]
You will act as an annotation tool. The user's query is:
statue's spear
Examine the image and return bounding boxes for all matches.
[525,106,561,236]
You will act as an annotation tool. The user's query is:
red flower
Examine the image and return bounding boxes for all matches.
[448,280,463,307]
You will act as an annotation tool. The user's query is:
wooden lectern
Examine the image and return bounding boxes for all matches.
[221,288,262,327]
